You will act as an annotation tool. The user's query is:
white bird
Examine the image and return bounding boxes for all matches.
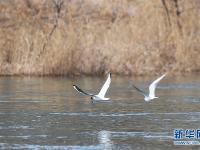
[73,73,111,101]
[130,74,166,101]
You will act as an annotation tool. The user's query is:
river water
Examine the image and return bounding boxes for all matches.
[0,74,200,150]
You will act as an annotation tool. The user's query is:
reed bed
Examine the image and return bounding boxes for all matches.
[0,0,199,76]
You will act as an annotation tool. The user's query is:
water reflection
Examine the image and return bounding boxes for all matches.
[98,130,113,150]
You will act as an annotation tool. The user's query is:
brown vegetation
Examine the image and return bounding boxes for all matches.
[0,0,199,76]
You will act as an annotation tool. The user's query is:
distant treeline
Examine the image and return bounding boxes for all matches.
[0,0,199,76]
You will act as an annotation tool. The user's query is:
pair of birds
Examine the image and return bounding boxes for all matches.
[73,73,166,102]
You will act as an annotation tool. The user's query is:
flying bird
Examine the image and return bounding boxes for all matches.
[130,74,166,101]
[73,73,111,101]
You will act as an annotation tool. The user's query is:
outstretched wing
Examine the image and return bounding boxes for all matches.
[130,83,147,97]
[73,85,94,96]
[97,73,111,97]
[149,74,166,97]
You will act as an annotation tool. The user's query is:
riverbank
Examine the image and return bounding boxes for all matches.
[0,0,199,76]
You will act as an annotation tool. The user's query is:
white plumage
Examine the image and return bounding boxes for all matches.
[73,73,111,101]
[131,74,166,101]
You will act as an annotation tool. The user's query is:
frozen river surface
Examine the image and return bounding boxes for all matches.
[0,74,200,149]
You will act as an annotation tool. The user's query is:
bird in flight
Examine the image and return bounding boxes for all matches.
[73,73,111,101]
[130,74,166,101]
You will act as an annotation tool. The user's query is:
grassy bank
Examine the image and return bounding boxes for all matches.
[0,0,199,76]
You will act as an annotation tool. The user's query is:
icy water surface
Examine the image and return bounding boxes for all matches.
[0,74,200,150]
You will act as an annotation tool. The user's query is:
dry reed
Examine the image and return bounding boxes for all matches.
[0,0,199,76]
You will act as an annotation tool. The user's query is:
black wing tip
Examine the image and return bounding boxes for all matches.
[73,85,78,89]
[109,73,111,77]
[129,82,140,90]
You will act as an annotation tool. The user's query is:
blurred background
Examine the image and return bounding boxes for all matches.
[0,0,199,76]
